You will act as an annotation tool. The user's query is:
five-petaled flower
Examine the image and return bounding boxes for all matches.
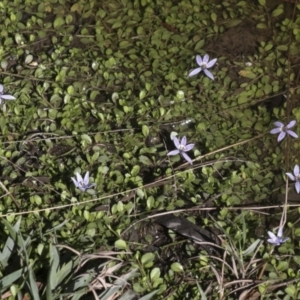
[267,227,288,246]
[286,164,300,194]
[167,136,195,165]
[270,120,298,142]
[71,171,95,192]
[0,84,15,104]
[188,54,217,80]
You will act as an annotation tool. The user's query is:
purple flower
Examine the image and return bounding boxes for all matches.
[286,164,300,193]
[188,54,217,80]
[167,136,195,165]
[270,120,298,142]
[267,227,288,246]
[0,84,15,104]
[71,171,95,192]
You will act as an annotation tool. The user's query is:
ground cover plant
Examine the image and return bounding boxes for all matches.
[1,0,300,298]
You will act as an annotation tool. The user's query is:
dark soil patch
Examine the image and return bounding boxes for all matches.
[206,19,272,58]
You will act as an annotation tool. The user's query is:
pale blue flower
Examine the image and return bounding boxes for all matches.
[71,171,95,192]
[286,164,300,194]
[270,120,298,142]
[188,54,217,80]
[0,84,15,104]
[167,136,195,165]
[267,227,288,246]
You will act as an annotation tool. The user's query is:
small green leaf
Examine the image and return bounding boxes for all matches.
[171,262,183,272]
[224,19,242,28]
[37,244,44,256]
[258,0,266,6]
[115,239,127,250]
[277,261,288,271]
[25,54,33,64]
[145,83,152,91]
[131,165,140,177]
[147,196,155,209]
[67,85,74,94]
[272,6,284,17]
[264,44,273,51]
[277,45,288,51]
[256,23,267,29]
[112,22,122,29]
[139,155,153,166]
[65,14,73,24]
[141,253,155,267]
[139,90,146,100]
[264,84,272,95]
[211,13,217,23]
[150,267,161,281]
[119,41,131,48]
[53,16,65,28]
[83,210,90,221]
[81,134,92,144]
[10,285,18,297]
[238,70,256,79]
[295,228,300,236]
[258,283,267,294]
[285,285,296,297]
[293,256,300,265]
[136,188,144,198]
[176,90,185,101]
[194,39,205,51]
[142,125,149,137]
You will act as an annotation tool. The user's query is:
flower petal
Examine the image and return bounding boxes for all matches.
[167,149,180,156]
[280,237,288,243]
[203,54,209,63]
[71,177,79,187]
[274,121,284,127]
[286,120,296,128]
[181,136,187,146]
[294,165,300,176]
[196,55,203,66]
[277,131,286,142]
[287,130,298,139]
[188,67,202,77]
[286,172,295,181]
[270,128,281,134]
[184,143,195,152]
[203,69,214,80]
[277,227,284,237]
[206,58,217,68]
[173,136,180,149]
[76,173,84,183]
[267,231,276,240]
[181,152,193,164]
[267,238,278,245]
[83,171,90,185]
[1,94,15,100]
[295,181,300,194]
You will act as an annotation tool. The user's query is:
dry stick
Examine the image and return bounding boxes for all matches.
[0,181,20,208]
